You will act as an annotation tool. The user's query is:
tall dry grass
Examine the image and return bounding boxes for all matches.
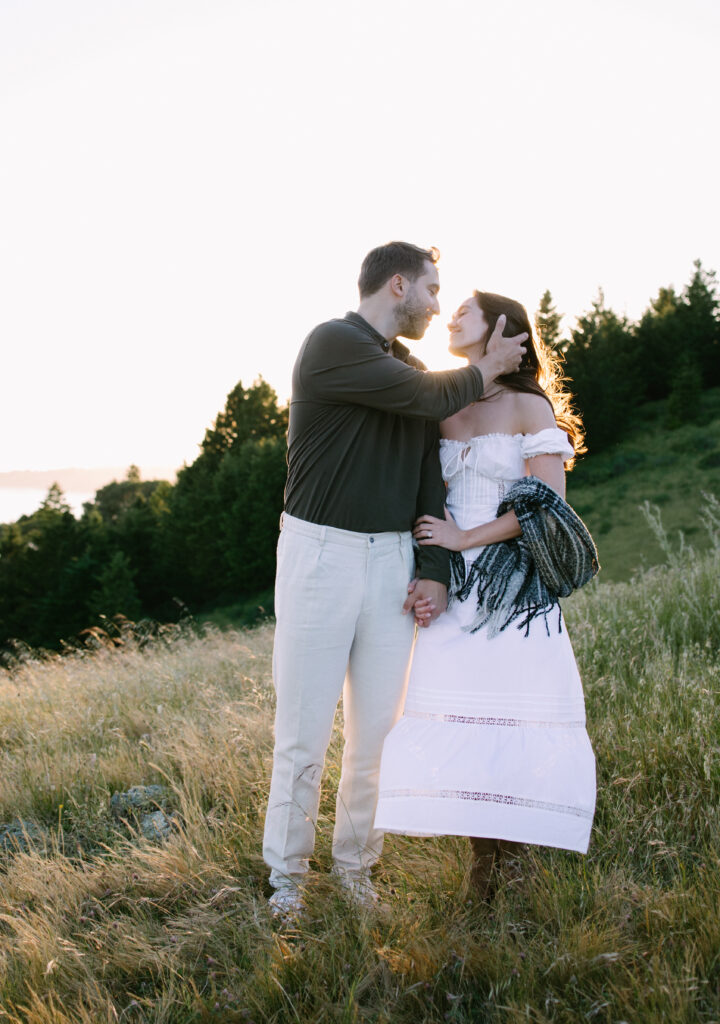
[0,502,719,1022]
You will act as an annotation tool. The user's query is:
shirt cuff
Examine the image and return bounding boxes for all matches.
[415,546,451,587]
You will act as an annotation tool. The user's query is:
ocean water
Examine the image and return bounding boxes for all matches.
[0,488,96,524]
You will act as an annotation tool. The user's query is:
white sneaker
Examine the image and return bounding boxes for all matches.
[268,884,305,920]
[333,867,379,909]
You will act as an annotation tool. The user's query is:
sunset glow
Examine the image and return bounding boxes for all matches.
[1,0,718,474]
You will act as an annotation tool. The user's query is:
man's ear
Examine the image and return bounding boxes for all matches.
[389,273,406,298]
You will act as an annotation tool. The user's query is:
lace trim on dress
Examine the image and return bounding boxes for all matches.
[440,432,523,444]
[403,710,586,728]
[378,788,594,820]
[440,427,571,451]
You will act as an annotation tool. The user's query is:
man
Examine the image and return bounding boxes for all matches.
[263,242,527,916]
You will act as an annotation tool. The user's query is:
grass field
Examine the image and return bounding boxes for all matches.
[0,499,719,1022]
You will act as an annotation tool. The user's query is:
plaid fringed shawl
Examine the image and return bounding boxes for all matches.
[449,476,600,638]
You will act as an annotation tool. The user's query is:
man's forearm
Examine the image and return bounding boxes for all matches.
[414,547,451,586]
[305,329,486,420]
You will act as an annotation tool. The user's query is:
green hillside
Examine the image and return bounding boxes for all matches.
[567,387,720,581]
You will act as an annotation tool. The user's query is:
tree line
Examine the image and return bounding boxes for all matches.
[540,260,719,447]
[0,379,288,655]
[1,261,717,654]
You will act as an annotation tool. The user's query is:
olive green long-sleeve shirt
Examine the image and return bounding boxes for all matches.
[284,312,485,585]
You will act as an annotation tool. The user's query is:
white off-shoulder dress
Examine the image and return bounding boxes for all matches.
[374,428,596,853]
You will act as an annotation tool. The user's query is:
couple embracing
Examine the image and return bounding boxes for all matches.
[262,242,598,918]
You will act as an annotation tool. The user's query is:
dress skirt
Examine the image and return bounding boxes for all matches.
[374,587,596,853]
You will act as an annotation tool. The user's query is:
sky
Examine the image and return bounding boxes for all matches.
[2,0,719,476]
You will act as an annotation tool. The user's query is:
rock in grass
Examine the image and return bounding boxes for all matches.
[0,819,46,854]
[110,785,180,843]
[140,809,176,841]
[110,785,169,819]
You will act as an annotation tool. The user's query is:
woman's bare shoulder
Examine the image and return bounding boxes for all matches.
[511,391,556,434]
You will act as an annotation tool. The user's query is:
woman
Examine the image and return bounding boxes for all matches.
[374,291,598,896]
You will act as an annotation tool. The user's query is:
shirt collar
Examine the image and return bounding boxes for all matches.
[344,312,412,363]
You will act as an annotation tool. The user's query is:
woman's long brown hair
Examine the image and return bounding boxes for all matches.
[474,290,586,466]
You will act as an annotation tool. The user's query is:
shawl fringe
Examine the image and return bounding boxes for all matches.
[449,476,600,638]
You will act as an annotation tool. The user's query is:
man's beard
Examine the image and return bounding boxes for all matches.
[395,288,429,340]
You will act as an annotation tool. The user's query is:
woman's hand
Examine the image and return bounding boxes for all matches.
[413,508,467,551]
[403,577,447,627]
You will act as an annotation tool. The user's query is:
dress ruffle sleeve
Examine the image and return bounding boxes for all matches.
[520,427,574,463]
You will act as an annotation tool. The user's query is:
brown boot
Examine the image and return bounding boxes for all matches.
[469,837,499,900]
[495,840,526,884]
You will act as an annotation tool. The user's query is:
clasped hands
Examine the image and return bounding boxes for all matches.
[402,577,447,628]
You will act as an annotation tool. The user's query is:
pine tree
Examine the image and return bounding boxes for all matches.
[40,483,72,516]
[634,285,680,403]
[562,290,637,450]
[679,260,720,388]
[89,551,143,622]
[165,377,289,607]
[666,354,703,428]
[201,377,288,463]
[535,290,563,350]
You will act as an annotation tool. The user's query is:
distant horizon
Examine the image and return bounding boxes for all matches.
[0,465,181,525]
[0,465,180,489]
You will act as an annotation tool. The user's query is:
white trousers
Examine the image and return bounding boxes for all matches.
[263,513,415,887]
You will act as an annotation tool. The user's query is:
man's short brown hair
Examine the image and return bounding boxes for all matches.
[358,241,440,298]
